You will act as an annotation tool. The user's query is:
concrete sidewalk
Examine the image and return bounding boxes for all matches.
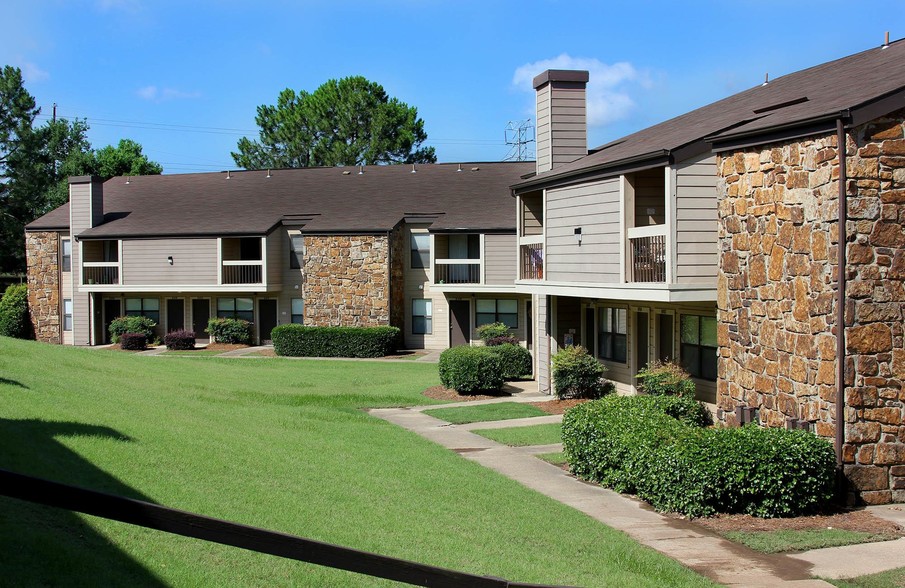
[371,402,905,586]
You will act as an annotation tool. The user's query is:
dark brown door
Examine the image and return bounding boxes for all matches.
[103,299,121,344]
[192,299,210,342]
[658,314,674,362]
[449,300,470,347]
[258,299,277,344]
[167,299,185,332]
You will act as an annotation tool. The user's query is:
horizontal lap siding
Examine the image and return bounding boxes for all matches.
[675,156,718,285]
[121,239,218,286]
[546,178,621,284]
[266,231,282,289]
[483,234,516,285]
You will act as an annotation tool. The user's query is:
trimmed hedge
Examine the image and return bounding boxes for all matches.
[271,324,400,358]
[164,329,196,350]
[636,360,696,398]
[207,318,253,345]
[476,322,510,342]
[562,395,834,518]
[486,343,532,380]
[438,346,504,394]
[551,345,608,399]
[0,284,31,339]
[119,333,147,350]
[109,316,156,343]
[486,334,519,346]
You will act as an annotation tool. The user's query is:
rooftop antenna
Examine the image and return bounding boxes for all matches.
[882,31,890,49]
[504,119,535,161]
[762,73,770,86]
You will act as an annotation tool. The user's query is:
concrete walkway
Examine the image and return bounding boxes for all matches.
[371,398,905,586]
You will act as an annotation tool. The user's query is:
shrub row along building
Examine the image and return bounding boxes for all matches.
[26,40,905,504]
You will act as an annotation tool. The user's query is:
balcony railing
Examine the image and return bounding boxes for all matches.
[83,263,119,285]
[434,259,480,284]
[222,261,263,285]
[628,225,666,283]
[520,243,544,280]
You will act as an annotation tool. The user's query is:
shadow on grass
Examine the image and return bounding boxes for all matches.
[0,418,166,586]
[0,377,28,389]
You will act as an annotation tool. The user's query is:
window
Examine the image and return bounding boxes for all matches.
[61,239,71,272]
[63,299,72,331]
[291,298,304,324]
[411,234,430,269]
[476,299,518,328]
[125,298,160,323]
[680,315,717,381]
[412,299,432,334]
[289,235,305,270]
[217,297,254,322]
[598,307,627,363]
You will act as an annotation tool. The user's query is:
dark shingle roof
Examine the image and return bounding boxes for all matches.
[513,38,905,192]
[27,162,533,238]
[25,203,71,231]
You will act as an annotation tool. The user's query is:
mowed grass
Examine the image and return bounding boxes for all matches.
[830,567,905,588]
[724,529,899,554]
[474,423,563,446]
[537,451,569,467]
[0,337,712,587]
[424,401,548,424]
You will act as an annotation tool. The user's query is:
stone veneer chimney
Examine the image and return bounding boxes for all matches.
[533,69,589,174]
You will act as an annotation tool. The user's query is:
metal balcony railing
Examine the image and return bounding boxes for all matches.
[520,243,543,280]
[82,263,119,285]
[222,261,263,285]
[434,259,480,284]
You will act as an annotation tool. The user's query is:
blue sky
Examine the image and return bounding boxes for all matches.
[3,1,903,173]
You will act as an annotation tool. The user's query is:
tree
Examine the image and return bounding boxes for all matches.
[232,76,436,169]
[93,139,163,178]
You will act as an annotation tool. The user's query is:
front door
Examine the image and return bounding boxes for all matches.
[449,300,470,347]
[258,299,278,345]
[167,299,185,333]
[192,299,210,343]
[103,299,121,344]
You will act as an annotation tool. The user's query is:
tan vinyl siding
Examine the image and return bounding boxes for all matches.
[483,234,516,285]
[276,228,304,327]
[536,294,550,394]
[266,230,282,289]
[633,168,665,227]
[121,239,218,286]
[403,225,448,350]
[535,85,552,173]
[69,185,90,345]
[521,192,543,236]
[545,178,621,284]
[675,155,719,285]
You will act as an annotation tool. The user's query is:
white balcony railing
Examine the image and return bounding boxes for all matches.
[222,260,263,285]
[627,225,667,283]
[520,243,544,280]
[82,262,119,285]
[434,259,480,284]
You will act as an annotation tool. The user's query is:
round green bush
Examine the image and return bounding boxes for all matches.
[636,360,696,398]
[551,345,607,399]
[475,322,510,343]
[109,315,156,343]
[438,346,504,394]
[207,318,253,344]
[0,284,31,339]
[485,343,532,380]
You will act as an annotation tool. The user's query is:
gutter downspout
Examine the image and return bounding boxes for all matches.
[835,118,848,478]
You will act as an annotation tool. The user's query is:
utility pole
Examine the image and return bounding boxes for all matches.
[504,119,535,161]
[52,103,57,123]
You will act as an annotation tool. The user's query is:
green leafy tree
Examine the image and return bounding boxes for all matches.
[92,139,163,178]
[233,76,437,169]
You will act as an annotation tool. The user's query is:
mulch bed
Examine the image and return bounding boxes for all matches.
[422,385,511,402]
[203,343,248,352]
[529,398,589,415]
[690,509,905,536]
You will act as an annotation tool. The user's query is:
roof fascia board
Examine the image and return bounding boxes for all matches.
[76,232,269,240]
[428,228,516,235]
[25,225,69,232]
[849,87,905,127]
[670,139,713,165]
[512,153,671,195]
[709,118,840,153]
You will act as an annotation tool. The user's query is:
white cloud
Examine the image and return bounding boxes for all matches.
[12,59,49,83]
[136,85,201,102]
[513,54,651,126]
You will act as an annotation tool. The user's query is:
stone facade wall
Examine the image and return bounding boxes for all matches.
[25,231,61,344]
[716,109,905,504]
[303,235,390,327]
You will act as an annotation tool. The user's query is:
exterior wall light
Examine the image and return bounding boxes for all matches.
[167,256,174,265]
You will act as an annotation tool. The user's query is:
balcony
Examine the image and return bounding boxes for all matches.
[628,225,666,283]
[83,263,119,285]
[434,259,480,284]
[221,261,263,285]
[520,242,544,280]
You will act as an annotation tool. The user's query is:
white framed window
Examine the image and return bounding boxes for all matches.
[412,299,432,334]
[125,298,159,323]
[598,307,627,363]
[476,299,517,328]
[61,239,71,272]
[63,299,72,331]
[217,297,254,322]
[289,234,305,269]
[291,298,304,324]
[680,315,717,381]
[411,234,430,269]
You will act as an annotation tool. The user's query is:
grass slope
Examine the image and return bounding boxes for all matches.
[423,402,548,424]
[830,567,905,588]
[474,423,564,446]
[0,337,711,587]
[724,529,897,554]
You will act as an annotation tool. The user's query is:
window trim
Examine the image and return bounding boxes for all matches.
[290,298,304,324]
[475,298,518,329]
[411,298,432,335]
[217,297,254,322]
[597,306,627,364]
[411,233,430,269]
[289,234,304,270]
[679,314,717,382]
[125,297,160,323]
[63,298,72,331]
[61,238,71,272]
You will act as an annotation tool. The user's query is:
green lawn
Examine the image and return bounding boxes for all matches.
[830,567,905,587]
[724,529,898,554]
[423,401,548,424]
[473,423,563,446]
[0,337,711,587]
[160,350,225,357]
[537,451,569,467]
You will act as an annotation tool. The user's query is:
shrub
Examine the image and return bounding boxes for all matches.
[164,329,196,350]
[476,322,510,343]
[0,284,31,339]
[636,360,696,398]
[485,343,532,380]
[271,324,400,358]
[119,332,147,350]
[562,395,835,518]
[438,346,505,394]
[109,315,156,343]
[207,318,253,345]
[551,345,608,399]
[485,334,519,347]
